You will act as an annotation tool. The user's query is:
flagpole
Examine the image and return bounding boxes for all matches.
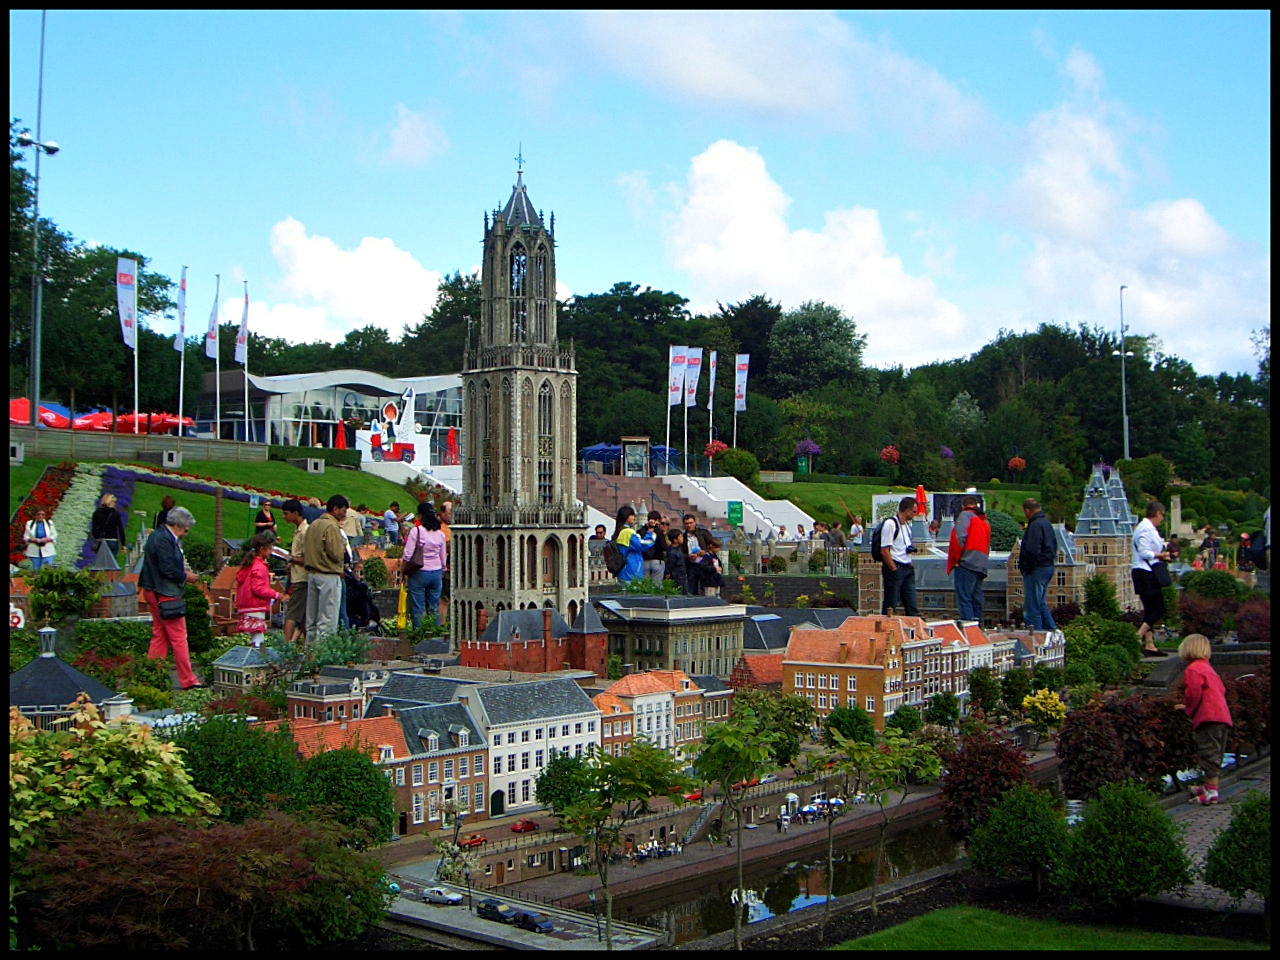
[241,281,249,442]
[664,346,672,476]
[133,299,140,434]
[176,266,187,440]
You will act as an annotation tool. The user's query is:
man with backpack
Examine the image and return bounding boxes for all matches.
[876,497,919,616]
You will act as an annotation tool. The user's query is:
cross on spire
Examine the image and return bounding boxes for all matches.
[515,143,525,173]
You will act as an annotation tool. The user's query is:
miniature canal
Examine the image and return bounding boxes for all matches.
[609,817,962,945]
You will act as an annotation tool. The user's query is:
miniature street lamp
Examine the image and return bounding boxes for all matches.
[587,887,602,941]
[463,863,472,913]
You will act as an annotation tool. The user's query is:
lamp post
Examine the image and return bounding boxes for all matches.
[18,11,59,429]
[1112,284,1133,462]
[463,864,472,913]
[587,887,602,942]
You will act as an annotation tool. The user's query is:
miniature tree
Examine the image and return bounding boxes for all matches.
[1203,788,1269,934]
[970,782,1068,892]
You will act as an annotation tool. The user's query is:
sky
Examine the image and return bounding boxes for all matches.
[8,10,1271,378]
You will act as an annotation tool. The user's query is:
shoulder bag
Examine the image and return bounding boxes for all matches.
[1150,561,1172,588]
[402,532,425,577]
[158,596,187,620]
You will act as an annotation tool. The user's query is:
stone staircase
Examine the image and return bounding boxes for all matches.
[576,474,714,529]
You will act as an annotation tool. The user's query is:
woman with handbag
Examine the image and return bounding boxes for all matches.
[139,505,205,688]
[1131,500,1171,657]
[401,502,447,629]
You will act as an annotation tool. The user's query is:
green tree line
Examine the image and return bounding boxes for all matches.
[12,120,1268,492]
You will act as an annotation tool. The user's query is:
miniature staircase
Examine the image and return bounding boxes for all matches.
[576,474,714,530]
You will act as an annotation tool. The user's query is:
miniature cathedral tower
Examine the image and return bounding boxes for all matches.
[451,163,588,644]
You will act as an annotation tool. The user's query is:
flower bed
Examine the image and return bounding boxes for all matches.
[9,462,77,567]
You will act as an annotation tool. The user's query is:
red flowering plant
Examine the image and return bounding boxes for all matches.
[879,444,900,465]
[704,439,729,459]
[10,462,76,566]
[1007,456,1027,475]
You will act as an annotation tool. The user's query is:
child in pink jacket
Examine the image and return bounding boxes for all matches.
[235,534,283,649]
[1175,633,1233,804]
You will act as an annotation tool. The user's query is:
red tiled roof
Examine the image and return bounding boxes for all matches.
[736,652,783,684]
[592,692,633,716]
[278,715,409,761]
[607,668,698,697]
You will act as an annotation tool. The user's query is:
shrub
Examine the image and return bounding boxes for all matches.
[1062,660,1095,688]
[1062,613,1107,666]
[924,692,960,728]
[1000,669,1032,714]
[292,748,395,848]
[1083,573,1121,620]
[1182,568,1247,600]
[970,783,1068,892]
[171,715,302,823]
[184,583,215,654]
[967,666,1002,716]
[1057,702,1125,800]
[1030,663,1064,693]
[717,447,761,485]
[885,704,923,735]
[1178,592,1231,638]
[913,723,956,761]
[27,566,102,624]
[1094,619,1142,662]
[940,727,1030,840]
[1088,647,1128,686]
[1225,664,1271,755]
[124,683,173,711]
[1065,681,1101,709]
[1053,781,1192,908]
[1048,600,1082,627]
[1234,597,1270,644]
[1102,692,1192,791]
[362,557,388,588]
[986,511,1021,551]
[807,549,828,573]
[1022,688,1066,735]
[183,538,216,573]
[382,544,404,559]
[1203,788,1270,906]
[768,555,788,573]
[9,628,40,673]
[72,618,153,658]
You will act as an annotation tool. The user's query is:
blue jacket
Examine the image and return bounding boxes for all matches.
[615,526,655,582]
[1018,510,1056,574]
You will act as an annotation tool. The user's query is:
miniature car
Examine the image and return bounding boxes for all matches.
[511,818,539,833]
[759,773,780,784]
[731,777,759,790]
[459,833,487,848]
[476,899,518,923]
[514,910,554,933]
[421,885,463,905]
[682,788,704,801]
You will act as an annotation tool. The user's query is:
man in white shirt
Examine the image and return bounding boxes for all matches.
[879,497,919,616]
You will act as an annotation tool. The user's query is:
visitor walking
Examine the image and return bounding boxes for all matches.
[880,496,919,616]
[1132,500,1172,656]
[1175,633,1232,805]
[1018,499,1057,633]
[304,494,349,640]
[138,505,204,689]
[383,501,403,545]
[947,495,990,623]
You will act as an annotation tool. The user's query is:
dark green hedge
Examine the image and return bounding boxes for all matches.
[267,445,362,469]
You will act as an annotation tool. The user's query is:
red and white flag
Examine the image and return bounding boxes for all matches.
[684,347,703,408]
[734,354,750,412]
[204,275,220,359]
[234,283,249,365]
[174,265,187,352]
[668,346,687,406]
[116,257,138,349]
[707,350,718,411]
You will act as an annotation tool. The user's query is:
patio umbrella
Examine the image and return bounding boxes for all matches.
[9,397,70,428]
[915,484,928,518]
[333,420,347,449]
[799,805,816,813]
[73,411,116,431]
[828,797,845,806]
[446,426,458,464]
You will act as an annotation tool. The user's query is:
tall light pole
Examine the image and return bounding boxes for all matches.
[1113,284,1133,462]
[18,11,59,428]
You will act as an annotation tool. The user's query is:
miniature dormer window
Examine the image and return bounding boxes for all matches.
[428,733,439,752]
[458,730,469,748]
[379,746,393,762]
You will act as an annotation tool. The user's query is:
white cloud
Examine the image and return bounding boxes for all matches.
[383,103,448,166]
[667,140,969,368]
[248,217,442,343]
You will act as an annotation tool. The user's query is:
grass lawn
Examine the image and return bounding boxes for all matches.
[10,456,409,554]
[759,481,1040,530]
[834,906,1267,951]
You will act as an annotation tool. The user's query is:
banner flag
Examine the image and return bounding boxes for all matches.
[116,258,138,349]
[668,345,687,406]
[174,265,187,351]
[684,347,704,408]
[734,353,750,412]
[204,276,220,359]
[234,283,249,365]
[707,350,718,410]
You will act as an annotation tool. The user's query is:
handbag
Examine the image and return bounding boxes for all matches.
[1150,561,1172,588]
[402,533,425,577]
[158,596,187,620]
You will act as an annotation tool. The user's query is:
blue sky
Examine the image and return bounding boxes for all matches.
[9,10,1270,377]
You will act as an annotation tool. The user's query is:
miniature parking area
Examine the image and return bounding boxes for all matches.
[385,876,664,951]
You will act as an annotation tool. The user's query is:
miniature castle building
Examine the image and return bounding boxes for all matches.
[452,165,588,643]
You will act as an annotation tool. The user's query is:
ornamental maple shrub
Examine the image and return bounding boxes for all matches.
[1234,596,1270,645]
[1225,662,1271,755]
[1056,702,1125,800]
[970,783,1068,893]
[1053,781,1193,909]
[940,727,1030,840]
[1178,592,1232,639]
[1101,692,1190,791]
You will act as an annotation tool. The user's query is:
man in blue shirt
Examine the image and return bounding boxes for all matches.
[383,501,402,545]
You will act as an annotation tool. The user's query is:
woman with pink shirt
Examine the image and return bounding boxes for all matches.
[402,502,447,629]
[235,533,283,649]
[1175,633,1233,804]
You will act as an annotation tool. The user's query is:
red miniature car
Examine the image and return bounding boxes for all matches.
[510,818,539,833]
[731,777,759,790]
[682,789,704,802]
[459,833,487,848]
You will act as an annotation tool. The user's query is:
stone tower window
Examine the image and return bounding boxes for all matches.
[510,244,528,341]
[538,381,554,505]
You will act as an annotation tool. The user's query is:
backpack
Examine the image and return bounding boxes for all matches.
[602,539,626,576]
[1242,530,1268,571]
[869,516,899,567]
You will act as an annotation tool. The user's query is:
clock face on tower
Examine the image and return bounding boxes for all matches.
[538,435,554,457]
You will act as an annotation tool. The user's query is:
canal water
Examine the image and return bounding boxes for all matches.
[610,818,962,945]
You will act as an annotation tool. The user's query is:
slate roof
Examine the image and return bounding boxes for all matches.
[569,601,608,634]
[473,677,598,725]
[597,595,736,614]
[10,654,119,709]
[692,674,731,694]
[741,606,854,651]
[480,607,571,643]
[1075,466,1137,536]
[500,171,544,230]
[214,646,285,669]
[393,702,484,755]
[377,673,482,706]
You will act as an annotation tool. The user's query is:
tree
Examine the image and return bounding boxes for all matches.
[556,740,690,950]
[10,695,219,866]
[923,692,959,729]
[970,783,1068,893]
[767,300,867,397]
[1039,460,1077,525]
[718,294,781,398]
[1083,572,1121,620]
[967,666,1002,716]
[693,707,781,951]
[534,752,593,815]
[1000,669,1032,715]
[829,727,940,916]
[986,510,1022,552]
[169,715,301,823]
[822,703,876,747]
[732,688,815,770]
[291,747,395,848]
[884,704,923,735]
[400,271,478,375]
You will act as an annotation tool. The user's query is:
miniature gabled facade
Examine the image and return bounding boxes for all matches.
[453,167,588,642]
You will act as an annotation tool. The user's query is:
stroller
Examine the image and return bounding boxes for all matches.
[345,572,384,635]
